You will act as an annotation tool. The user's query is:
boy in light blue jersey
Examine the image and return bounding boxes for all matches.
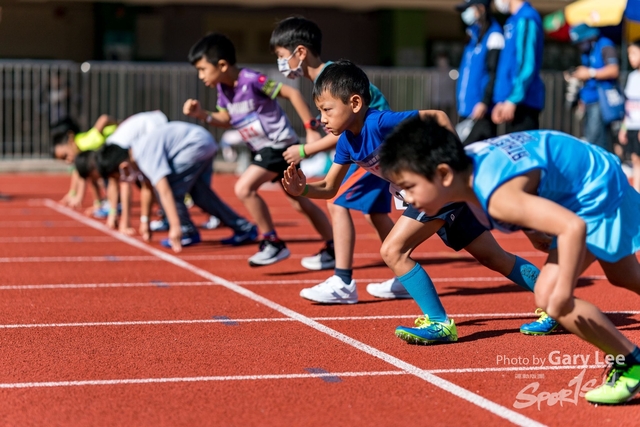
[380,118,640,405]
[282,60,548,343]
[271,17,397,303]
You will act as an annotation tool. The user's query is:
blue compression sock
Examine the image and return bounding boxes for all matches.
[398,263,447,322]
[334,268,352,285]
[625,346,640,365]
[507,256,539,292]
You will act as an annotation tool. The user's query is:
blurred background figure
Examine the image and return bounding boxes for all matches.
[569,23,622,153]
[455,0,504,144]
[491,0,545,132]
[431,52,457,121]
[620,39,640,192]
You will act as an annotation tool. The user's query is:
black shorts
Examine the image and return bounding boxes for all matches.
[251,147,290,181]
[402,202,488,251]
[625,130,640,158]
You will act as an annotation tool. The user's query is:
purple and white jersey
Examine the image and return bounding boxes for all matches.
[217,69,298,151]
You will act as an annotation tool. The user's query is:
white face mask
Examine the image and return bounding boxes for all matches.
[277,49,304,80]
[494,0,511,14]
[461,7,478,25]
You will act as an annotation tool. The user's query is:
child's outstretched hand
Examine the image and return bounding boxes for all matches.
[139,221,151,242]
[106,215,117,230]
[183,99,203,119]
[283,144,304,164]
[119,225,136,236]
[281,162,307,196]
[168,225,183,253]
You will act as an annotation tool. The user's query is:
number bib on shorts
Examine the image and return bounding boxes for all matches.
[232,112,271,151]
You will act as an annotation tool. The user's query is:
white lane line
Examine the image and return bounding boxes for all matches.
[0,251,551,263]
[45,200,545,427]
[0,221,86,227]
[0,236,115,243]
[0,365,606,390]
[0,371,406,389]
[2,311,638,330]
[0,275,609,291]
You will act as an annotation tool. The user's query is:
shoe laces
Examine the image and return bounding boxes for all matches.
[414,315,446,331]
[603,364,628,386]
[533,308,551,322]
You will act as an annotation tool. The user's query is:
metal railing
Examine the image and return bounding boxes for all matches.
[1,60,587,158]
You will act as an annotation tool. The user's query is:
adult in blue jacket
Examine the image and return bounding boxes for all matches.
[455,0,504,144]
[491,0,545,132]
[570,24,620,153]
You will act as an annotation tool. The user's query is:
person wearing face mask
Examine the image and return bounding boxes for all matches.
[455,0,504,144]
[491,0,545,132]
[570,24,621,153]
[183,33,334,267]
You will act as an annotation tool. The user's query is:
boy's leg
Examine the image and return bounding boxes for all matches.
[160,166,200,248]
[190,162,255,235]
[234,163,289,266]
[531,251,640,404]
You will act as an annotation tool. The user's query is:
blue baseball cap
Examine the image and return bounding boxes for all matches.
[455,0,491,11]
[569,24,600,44]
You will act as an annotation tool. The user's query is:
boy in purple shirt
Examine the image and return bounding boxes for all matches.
[184,33,333,266]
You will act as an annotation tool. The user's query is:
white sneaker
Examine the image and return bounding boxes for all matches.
[300,275,358,304]
[200,216,221,230]
[366,278,411,299]
[300,245,335,270]
[248,240,290,267]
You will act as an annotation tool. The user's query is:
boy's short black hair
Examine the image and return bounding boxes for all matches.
[269,17,322,56]
[313,60,371,106]
[380,115,471,181]
[188,33,236,66]
[631,39,640,49]
[96,144,130,179]
[50,117,80,147]
[75,150,98,179]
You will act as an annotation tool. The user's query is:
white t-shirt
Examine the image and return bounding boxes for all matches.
[624,70,640,130]
[106,110,168,148]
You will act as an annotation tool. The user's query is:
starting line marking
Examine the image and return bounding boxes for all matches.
[0,365,606,390]
[44,200,545,427]
[1,311,638,330]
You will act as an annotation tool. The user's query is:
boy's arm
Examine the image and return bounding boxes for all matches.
[183,99,232,128]
[488,173,586,317]
[155,177,182,253]
[139,179,154,242]
[277,85,322,143]
[70,175,86,209]
[106,177,119,229]
[418,110,456,134]
[282,162,350,199]
[61,170,80,205]
[92,114,118,133]
[283,133,340,164]
[118,182,135,236]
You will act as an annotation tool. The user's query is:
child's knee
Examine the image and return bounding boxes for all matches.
[234,182,252,200]
[380,238,403,266]
[287,196,303,213]
[363,214,374,226]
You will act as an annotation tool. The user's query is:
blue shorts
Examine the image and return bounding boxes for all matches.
[402,202,487,251]
[550,185,640,263]
[330,164,391,214]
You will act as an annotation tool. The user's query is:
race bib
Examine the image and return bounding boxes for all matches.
[389,184,408,210]
[233,112,271,151]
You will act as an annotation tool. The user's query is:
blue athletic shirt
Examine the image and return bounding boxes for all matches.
[333,109,418,177]
[466,130,627,233]
[580,36,619,105]
[493,2,545,110]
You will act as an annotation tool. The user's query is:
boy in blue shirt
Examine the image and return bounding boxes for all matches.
[271,17,397,303]
[379,118,640,405]
[282,60,550,343]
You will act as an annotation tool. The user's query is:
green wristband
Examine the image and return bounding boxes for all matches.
[299,144,307,159]
[301,184,309,196]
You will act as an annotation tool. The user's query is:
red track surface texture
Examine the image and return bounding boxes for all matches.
[1,174,640,427]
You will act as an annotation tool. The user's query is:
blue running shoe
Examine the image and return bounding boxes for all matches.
[395,316,458,345]
[221,224,258,246]
[161,232,201,248]
[520,308,559,335]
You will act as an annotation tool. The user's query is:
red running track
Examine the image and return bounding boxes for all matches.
[1,173,639,427]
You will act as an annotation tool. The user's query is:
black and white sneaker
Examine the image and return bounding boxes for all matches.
[300,245,336,271]
[248,239,291,267]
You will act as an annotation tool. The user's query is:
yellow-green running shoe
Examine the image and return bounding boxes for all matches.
[395,315,457,345]
[585,364,640,404]
[520,308,559,335]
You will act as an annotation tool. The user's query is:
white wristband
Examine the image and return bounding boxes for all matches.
[588,68,597,79]
[140,215,149,224]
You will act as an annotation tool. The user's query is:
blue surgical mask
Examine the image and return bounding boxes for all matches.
[277,50,304,80]
[461,7,478,26]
